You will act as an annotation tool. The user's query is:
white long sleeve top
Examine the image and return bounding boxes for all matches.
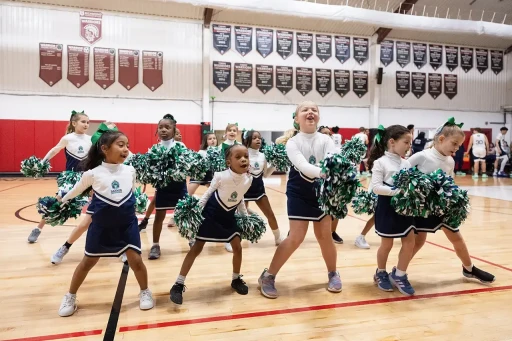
[407,147,455,176]
[371,152,411,196]
[286,131,336,179]
[248,148,275,178]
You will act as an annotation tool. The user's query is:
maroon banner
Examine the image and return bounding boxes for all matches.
[80,11,102,45]
[94,47,115,90]
[39,43,63,87]
[142,51,164,92]
[67,45,89,88]
[118,49,139,91]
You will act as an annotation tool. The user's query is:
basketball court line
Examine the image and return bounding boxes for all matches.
[0,183,29,193]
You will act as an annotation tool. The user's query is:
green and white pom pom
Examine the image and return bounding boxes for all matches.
[133,186,149,214]
[442,187,470,228]
[262,143,292,172]
[125,153,152,185]
[391,167,434,217]
[57,171,82,188]
[351,190,378,215]
[174,195,204,240]
[170,146,208,182]
[20,156,51,178]
[206,147,227,173]
[235,213,267,243]
[339,138,367,165]
[37,195,88,226]
[145,145,176,188]
[428,169,458,216]
[316,153,361,219]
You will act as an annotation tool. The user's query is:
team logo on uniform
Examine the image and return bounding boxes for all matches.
[308,155,316,164]
[254,161,260,169]
[111,180,122,194]
[78,146,84,153]
[228,191,238,202]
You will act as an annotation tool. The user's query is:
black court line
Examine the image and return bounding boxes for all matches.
[14,203,75,226]
[104,261,130,341]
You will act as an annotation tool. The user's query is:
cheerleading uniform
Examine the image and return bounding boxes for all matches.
[408,148,459,233]
[189,149,214,185]
[43,133,92,171]
[286,132,336,221]
[154,139,187,211]
[244,148,275,201]
[471,133,487,161]
[61,163,141,257]
[372,152,415,238]
[195,169,252,242]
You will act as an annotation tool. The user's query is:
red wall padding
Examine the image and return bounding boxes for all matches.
[0,119,202,173]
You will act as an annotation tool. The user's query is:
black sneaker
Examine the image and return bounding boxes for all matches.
[231,275,249,295]
[462,266,495,283]
[170,282,186,304]
[332,232,343,244]
[139,217,149,232]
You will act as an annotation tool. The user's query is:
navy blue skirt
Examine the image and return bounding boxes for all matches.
[189,170,214,185]
[155,180,187,210]
[244,174,266,201]
[196,193,240,243]
[375,196,416,238]
[415,215,458,233]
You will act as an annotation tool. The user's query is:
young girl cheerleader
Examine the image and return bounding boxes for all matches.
[148,114,187,260]
[258,101,342,299]
[369,125,416,296]
[28,111,91,243]
[187,131,218,195]
[242,130,283,245]
[57,129,153,316]
[169,144,253,305]
[408,118,495,283]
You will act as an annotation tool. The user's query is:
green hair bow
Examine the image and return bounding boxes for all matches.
[374,125,386,143]
[203,129,214,135]
[228,122,238,126]
[71,110,84,118]
[91,122,118,145]
[444,117,464,129]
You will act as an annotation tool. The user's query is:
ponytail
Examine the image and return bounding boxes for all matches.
[66,110,88,134]
[368,138,386,172]
[78,131,125,171]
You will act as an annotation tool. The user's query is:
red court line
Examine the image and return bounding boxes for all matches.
[1,329,103,341]
[425,241,512,273]
[0,183,29,193]
[119,285,512,333]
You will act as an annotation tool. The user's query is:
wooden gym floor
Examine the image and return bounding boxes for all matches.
[1,175,512,341]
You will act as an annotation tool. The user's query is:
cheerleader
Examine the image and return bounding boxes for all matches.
[221,123,241,153]
[368,125,416,296]
[409,118,495,283]
[148,114,187,260]
[242,129,283,245]
[169,144,252,305]
[27,111,91,243]
[258,101,341,299]
[187,131,218,195]
[57,128,153,317]
[174,127,183,142]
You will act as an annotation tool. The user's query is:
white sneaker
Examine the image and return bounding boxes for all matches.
[354,235,370,249]
[225,243,233,253]
[139,289,154,310]
[58,293,77,317]
[120,253,127,263]
[167,216,176,227]
[51,245,69,264]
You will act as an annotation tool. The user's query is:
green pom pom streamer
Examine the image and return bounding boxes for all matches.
[37,195,88,226]
[442,187,470,228]
[391,167,434,217]
[427,169,458,216]
[170,145,208,182]
[316,154,361,219]
[351,190,377,215]
[206,147,227,173]
[57,171,82,188]
[145,145,176,188]
[235,213,267,243]
[339,138,367,165]
[125,153,152,185]
[174,195,204,240]
[133,187,149,214]
[20,156,51,178]
[262,143,292,172]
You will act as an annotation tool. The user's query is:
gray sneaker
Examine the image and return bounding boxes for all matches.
[51,246,69,264]
[327,271,342,292]
[148,245,161,260]
[258,269,278,299]
[28,228,41,243]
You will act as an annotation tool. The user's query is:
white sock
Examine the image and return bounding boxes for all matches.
[463,264,473,272]
[272,229,281,239]
[377,268,386,273]
[153,242,159,246]
[67,292,76,297]
[500,156,508,172]
[395,268,406,277]
[359,234,366,238]
[37,227,42,230]
[232,273,240,280]
[176,275,186,284]
[263,271,274,278]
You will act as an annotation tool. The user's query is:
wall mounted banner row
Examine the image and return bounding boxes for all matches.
[396,71,457,100]
[212,61,369,98]
[39,43,163,91]
[212,24,369,65]
[380,41,504,75]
